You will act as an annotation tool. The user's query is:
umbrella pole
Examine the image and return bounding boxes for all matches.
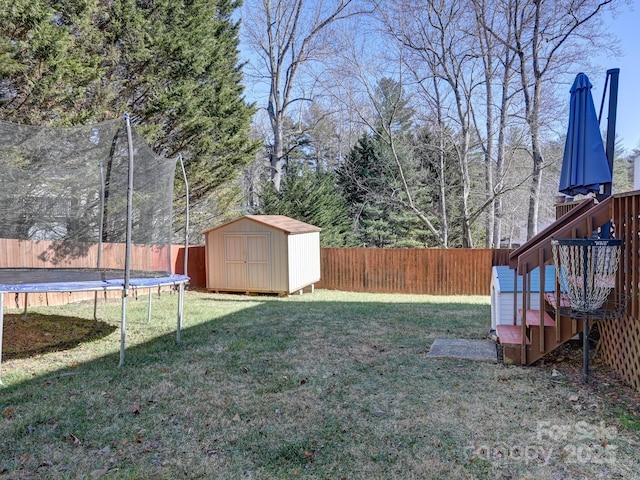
[601,68,619,200]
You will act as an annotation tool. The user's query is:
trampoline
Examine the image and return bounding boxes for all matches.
[0,268,188,292]
[0,115,190,384]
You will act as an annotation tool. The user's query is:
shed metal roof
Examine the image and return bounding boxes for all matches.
[203,215,321,235]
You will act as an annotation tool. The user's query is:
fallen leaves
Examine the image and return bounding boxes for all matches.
[65,433,81,445]
[90,468,110,478]
[129,403,141,415]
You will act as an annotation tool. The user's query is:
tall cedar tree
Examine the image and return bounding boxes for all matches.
[0,0,258,237]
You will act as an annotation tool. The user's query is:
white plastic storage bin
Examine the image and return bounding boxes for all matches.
[490,265,556,331]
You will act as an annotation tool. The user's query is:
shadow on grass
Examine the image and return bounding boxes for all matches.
[2,294,489,382]
[4,294,638,479]
[2,312,116,360]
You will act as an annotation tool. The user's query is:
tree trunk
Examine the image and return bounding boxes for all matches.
[269,112,284,191]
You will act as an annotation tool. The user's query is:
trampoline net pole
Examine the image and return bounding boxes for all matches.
[120,294,127,368]
[147,289,152,324]
[94,159,106,321]
[177,283,184,343]
[179,153,189,277]
[119,113,135,368]
[124,113,134,294]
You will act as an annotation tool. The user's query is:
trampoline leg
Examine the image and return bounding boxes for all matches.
[147,287,152,324]
[23,293,28,320]
[119,293,127,368]
[93,291,98,321]
[0,292,4,386]
[177,283,184,344]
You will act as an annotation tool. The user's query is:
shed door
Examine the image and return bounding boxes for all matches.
[224,234,270,290]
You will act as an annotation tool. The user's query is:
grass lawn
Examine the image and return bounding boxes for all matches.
[1,290,639,479]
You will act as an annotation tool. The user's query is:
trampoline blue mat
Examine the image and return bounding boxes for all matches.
[0,268,189,293]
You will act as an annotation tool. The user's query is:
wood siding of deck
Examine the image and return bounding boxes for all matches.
[598,192,640,392]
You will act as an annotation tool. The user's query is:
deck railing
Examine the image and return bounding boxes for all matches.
[508,191,640,391]
[599,192,640,390]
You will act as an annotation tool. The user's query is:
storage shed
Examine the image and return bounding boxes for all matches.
[203,215,321,295]
[490,265,556,331]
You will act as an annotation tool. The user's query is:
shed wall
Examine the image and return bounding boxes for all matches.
[287,232,321,293]
[205,218,288,292]
[205,218,288,293]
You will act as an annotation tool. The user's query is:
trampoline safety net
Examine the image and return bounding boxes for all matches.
[0,118,177,275]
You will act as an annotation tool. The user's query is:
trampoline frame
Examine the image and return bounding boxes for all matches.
[0,115,190,385]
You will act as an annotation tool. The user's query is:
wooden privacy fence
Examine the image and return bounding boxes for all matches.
[0,239,172,271]
[0,239,181,308]
[1,242,510,308]
[316,248,511,296]
[180,246,511,295]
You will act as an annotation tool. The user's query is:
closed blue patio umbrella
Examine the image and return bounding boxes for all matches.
[558,73,611,196]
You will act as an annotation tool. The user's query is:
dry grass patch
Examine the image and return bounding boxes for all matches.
[0,290,639,479]
[2,313,115,359]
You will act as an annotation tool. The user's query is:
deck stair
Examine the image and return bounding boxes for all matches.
[496,197,614,365]
[497,307,582,365]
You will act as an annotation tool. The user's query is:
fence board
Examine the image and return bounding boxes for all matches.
[1,243,512,307]
[173,245,206,288]
[316,248,511,296]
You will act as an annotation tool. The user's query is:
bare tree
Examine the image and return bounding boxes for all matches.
[300,102,358,172]
[324,21,452,246]
[382,0,484,247]
[242,0,371,191]
[482,0,616,238]
[469,0,520,247]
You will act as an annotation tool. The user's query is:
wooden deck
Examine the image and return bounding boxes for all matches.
[498,191,640,392]
[496,324,530,345]
[520,309,555,327]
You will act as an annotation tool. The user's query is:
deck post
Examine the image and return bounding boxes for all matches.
[520,261,528,365]
[539,249,546,354]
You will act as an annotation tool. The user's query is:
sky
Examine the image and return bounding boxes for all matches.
[591,2,640,153]
[239,1,640,153]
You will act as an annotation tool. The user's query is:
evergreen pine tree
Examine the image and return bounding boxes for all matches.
[259,165,355,247]
[0,0,258,236]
